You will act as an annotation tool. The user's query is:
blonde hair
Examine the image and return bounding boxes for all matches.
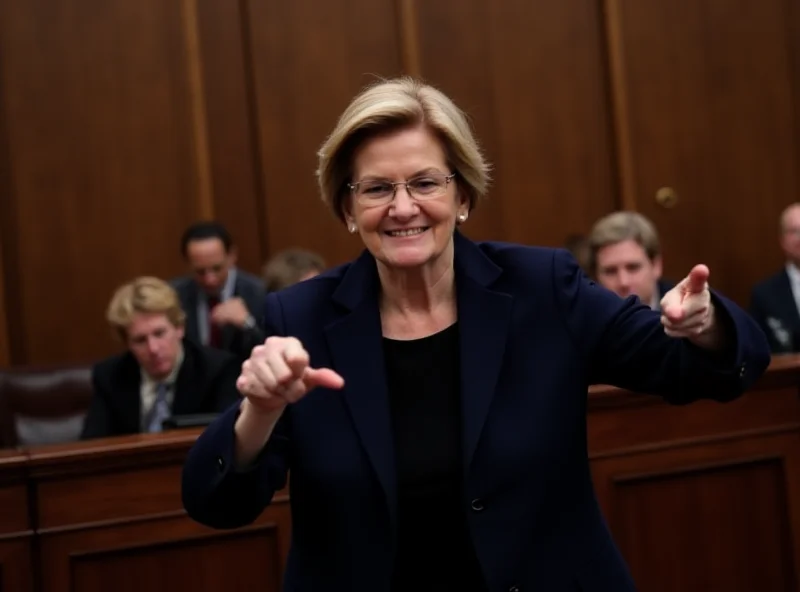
[316,77,492,222]
[587,211,661,273]
[106,276,186,340]
[263,248,326,292]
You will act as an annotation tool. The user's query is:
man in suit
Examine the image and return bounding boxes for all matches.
[750,203,800,353]
[588,211,674,310]
[81,277,240,439]
[171,221,266,360]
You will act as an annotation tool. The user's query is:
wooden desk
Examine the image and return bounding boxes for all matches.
[25,430,290,592]
[0,448,32,591]
[0,355,797,591]
[588,354,800,591]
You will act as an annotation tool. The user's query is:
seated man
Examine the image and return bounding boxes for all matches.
[750,203,800,353]
[171,221,266,361]
[587,211,673,310]
[262,248,326,292]
[81,276,240,440]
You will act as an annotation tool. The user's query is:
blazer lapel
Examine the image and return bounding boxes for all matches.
[453,233,514,471]
[325,252,396,517]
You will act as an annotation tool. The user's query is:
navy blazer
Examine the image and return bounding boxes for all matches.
[182,233,770,592]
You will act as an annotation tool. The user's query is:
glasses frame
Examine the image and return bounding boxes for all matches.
[347,172,456,207]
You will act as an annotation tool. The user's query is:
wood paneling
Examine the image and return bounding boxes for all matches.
[0,239,9,367]
[0,0,798,364]
[414,0,618,247]
[0,31,13,368]
[195,0,265,274]
[605,0,800,305]
[0,0,216,364]
[0,450,33,592]
[243,0,405,267]
[25,429,291,592]
[66,527,281,592]
[589,354,800,591]
[611,454,795,591]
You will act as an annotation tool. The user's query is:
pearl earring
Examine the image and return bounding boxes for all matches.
[457,213,467,223]
[348,222,357,234]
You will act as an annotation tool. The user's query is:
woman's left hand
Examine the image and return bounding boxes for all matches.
[660,264,725,350]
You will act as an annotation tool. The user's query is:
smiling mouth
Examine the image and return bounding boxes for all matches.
[384,227,429,238]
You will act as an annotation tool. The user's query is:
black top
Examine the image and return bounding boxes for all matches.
[383,323,487,591]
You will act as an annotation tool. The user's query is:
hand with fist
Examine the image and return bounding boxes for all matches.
[659,264,725,350]
[238,336,344,411]
[234,336,344,466]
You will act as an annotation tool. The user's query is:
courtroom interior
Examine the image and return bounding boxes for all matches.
[0,1,799,591]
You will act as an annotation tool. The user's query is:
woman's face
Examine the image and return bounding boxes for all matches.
[345,125,468,273]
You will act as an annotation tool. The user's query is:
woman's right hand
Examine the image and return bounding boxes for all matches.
[237,336,345,413]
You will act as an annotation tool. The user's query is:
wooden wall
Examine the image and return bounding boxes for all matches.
[0,0,798,366]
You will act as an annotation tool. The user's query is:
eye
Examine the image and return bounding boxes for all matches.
[361,182,392,196]
[409,178,440,193]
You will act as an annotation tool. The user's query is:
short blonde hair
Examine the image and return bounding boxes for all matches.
[263,248,326,292]
[316,77,492,222]
[106,276,186,340]
[587,211,661,273]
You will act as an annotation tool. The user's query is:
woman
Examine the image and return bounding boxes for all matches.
[182,77,770,591]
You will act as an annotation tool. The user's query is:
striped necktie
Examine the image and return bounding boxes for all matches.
[145,383,171,433]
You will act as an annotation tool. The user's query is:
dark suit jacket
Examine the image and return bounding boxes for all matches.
[749,269,800,353]
[81,339,240,439]
[171,269,266,360]
[181,233,770,592]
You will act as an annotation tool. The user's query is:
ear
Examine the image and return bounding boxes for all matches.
[456,185,471,214]
[456,191,469,223]
[228,245,239,265]
[176,324,185,340]
[342,195,359,233]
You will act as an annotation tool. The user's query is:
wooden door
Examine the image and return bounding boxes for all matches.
[605,0,800,306]
[414,0,619,248]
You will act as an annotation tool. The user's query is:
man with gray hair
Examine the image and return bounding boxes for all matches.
[749,203,800,353]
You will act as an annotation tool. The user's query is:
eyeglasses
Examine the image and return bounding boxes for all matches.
[348,172,456,207]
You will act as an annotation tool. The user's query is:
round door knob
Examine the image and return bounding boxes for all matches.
[655,187,678,208]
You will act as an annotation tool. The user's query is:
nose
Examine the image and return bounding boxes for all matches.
[390,185,418,217]
[146,337,160,356]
